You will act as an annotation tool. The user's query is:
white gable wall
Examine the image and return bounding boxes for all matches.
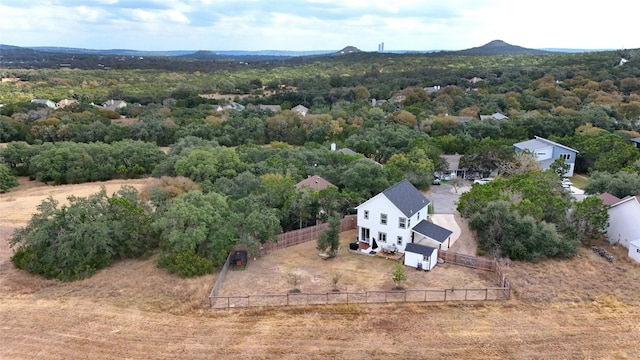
[356,194,430,253]
[607,198,640,248]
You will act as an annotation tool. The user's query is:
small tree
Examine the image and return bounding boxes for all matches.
[330,273,342,292]
[549,157,570,177]
[449,177,464,194]
[316,214,341,258]
[391,263,407,290]
[565,196,609,246]
[286,272,301,293]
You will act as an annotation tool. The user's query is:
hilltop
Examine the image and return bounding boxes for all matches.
[456,40,550,55]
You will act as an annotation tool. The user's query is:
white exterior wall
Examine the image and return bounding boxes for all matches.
[628,240,640,263]
[533,145,553,161]
[356,194,429,253]
[607,199,640,249]
[404,249,438,270]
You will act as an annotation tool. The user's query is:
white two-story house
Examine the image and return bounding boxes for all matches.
[355,179,433,253]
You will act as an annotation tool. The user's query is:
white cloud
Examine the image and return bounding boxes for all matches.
[0,0,637,51]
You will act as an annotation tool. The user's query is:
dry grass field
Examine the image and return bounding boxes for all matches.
[1,178,640,359]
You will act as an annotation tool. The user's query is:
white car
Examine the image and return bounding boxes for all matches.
[561,178,572,189]
[473,178,494,185]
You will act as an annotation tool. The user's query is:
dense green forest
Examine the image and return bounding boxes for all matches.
[3,47,640,279]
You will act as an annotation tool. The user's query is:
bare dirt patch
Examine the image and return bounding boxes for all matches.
[1,179,640,359]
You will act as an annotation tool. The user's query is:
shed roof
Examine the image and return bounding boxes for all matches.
[405,242,437,257]
[382,179,431,217]
[412,220,453,243]
[630,239,640,248]
[630,137,640,144]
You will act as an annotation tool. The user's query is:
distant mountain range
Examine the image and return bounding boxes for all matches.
[0,41,616,58]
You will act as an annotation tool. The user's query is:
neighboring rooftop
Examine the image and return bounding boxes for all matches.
[597,192,622,206]
[514,136,579,153]
[295,175,336,192]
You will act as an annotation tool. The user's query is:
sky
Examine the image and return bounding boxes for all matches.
[0,0,637,52]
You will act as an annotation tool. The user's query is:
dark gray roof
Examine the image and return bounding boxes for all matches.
[337,148,358,155]
[382,179,430,217]
[412,220,453,243]
[405,242,437,257]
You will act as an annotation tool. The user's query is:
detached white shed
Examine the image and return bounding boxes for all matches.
[628,239,640,263]
[404,243,438,271]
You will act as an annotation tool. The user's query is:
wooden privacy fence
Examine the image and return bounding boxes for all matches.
[210,287,509,309]
[438,250,496,271]
[439,250,510,300]
[259,215,357,255]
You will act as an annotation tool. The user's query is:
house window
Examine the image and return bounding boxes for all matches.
[417,212,420,220]
[407,219,411,228]
[363,210,369,220]
[637,248,640,254]
[379,232,387,243]
[380,213,387,225]
[560,153,571,160]
[397,236,403,246]
[398,217,406,229]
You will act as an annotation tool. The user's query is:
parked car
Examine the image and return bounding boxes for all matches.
[561,178,572,189]
[432,177,441,185]
[473,178,494,185]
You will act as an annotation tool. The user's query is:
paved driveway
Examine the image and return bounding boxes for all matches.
[424,183,470,214]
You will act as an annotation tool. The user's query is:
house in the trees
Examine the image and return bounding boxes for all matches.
[603,195,640,249]
[57,99,78,108]
[439,154,478,180]
[224,102,245,111]
[30,99,57,108]
[102,99,127,111]
[404,243,438,271]
[257,104,281,112]
[480,112,508,121]
[356,179,436,253]
[513,136,579,177]
[630,137,640,149]
[292,104,309,117]
[295,175,336,192]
